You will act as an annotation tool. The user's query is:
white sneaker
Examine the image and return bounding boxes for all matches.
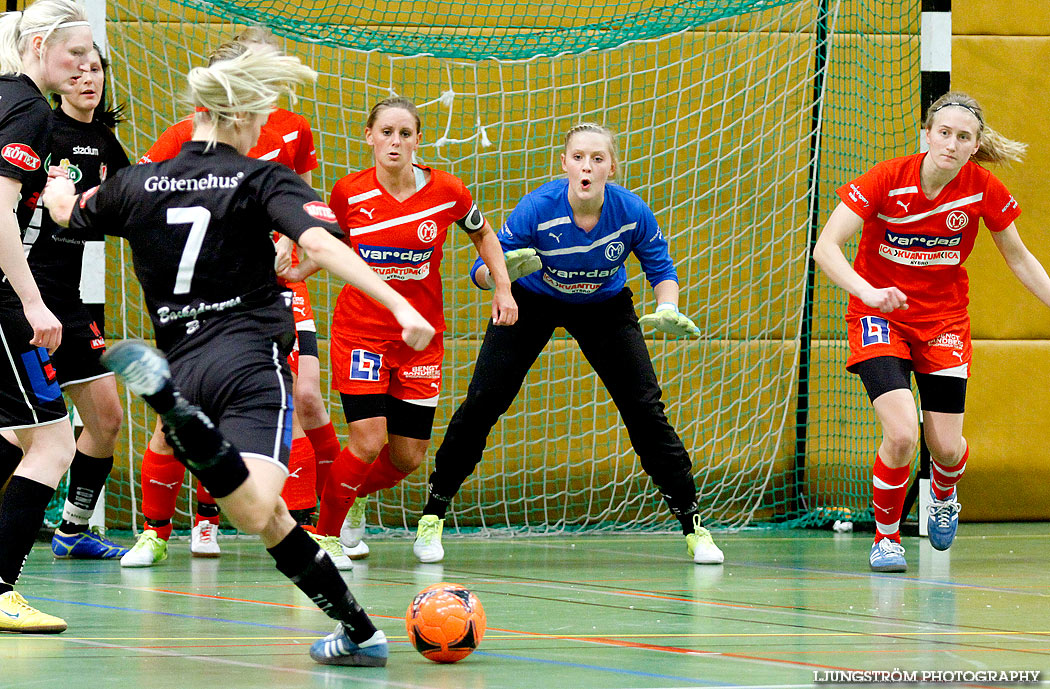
[120,529,168,568]
[311,533,353,571]
[413,515,445,563]
[339,497,369,560]
[191,520,221,558]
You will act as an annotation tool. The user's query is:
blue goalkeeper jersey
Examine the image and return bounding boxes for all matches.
[471,179,678,303]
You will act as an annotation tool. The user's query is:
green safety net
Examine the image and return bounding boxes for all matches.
[44,0,920,536]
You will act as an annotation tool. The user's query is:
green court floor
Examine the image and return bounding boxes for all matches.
[2,524,1048,688]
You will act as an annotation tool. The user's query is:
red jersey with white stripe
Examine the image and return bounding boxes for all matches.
[139,108,318,174]
[329,165,474,339]
[837,153,1020,322]
[140,109,319,288]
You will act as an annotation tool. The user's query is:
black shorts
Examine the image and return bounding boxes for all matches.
[0,303,68,429]
[50,319,111,388]
[340,393,436,440]
[168,334,294,470]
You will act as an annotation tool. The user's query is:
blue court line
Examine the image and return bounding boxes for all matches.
[24,595,322,634]
[731,561,1048,596]
[28,594,739,685]
[470,650,733,686]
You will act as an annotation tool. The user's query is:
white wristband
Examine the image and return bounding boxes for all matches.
[655,302,676,313]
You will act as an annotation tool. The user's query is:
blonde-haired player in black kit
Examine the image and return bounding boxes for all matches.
[0,0,94,634]
[42,45,433,666]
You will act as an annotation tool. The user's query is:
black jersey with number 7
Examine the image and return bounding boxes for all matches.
[67,140,343,356]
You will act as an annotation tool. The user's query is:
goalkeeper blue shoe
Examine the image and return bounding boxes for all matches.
[927,486,961,551]
[101,339,170,396]
[52,527,129,559]
[869,538,907,573]
[309,625,388,667]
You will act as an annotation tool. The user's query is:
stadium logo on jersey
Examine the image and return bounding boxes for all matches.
[72,145,99,156]
[144,172,244,192]
[303,201,337,223]
[604,241,625,261]
[847,183,870,208]
[79,185,100,208]
[417,219,439,243]
[945,210,969,230]
[860,316,891,347]
[59,158,82,184]
[1,143,41,171]
[884,231,961,249]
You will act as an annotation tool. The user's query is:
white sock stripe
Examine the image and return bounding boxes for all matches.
[932,462,966,478]
[875,520,901,535]
[873,476,909,490]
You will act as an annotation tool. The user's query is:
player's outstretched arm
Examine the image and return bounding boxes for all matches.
[813,202,908,313]
[992,222,1050,310]
[297,227,434,350]
[466,219,518,325]
[638,279,701,338]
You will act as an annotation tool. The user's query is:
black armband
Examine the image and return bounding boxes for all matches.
[456,203,485,233]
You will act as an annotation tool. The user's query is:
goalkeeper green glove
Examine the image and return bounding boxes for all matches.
[504,248,542,282]
[638,303,701,338]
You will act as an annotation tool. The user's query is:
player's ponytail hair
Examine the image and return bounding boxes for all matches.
[0,0,89,76]
[185,44,316,149]
[564,122,620,171]
[924,91,1027,165]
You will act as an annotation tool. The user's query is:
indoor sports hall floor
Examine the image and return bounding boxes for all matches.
[3,523,1048,688]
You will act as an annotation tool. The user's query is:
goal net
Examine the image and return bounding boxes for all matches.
[50,0,918,535]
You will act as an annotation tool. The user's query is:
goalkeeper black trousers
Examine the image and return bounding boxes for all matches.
[429,284,699,516]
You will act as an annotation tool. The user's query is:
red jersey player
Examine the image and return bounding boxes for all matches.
[122,31,347,568]
[297,97,516,557]
[814,91,1050,573]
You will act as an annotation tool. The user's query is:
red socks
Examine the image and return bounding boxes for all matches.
[872,453,911,543]
[140,447,184,541]
[304,422,340,498]
[357,445,410,497]
[281,436,318,511]
[932,446,968,499]
[316,448,371,535]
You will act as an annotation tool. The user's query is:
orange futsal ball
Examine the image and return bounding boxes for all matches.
[405,582,487,663]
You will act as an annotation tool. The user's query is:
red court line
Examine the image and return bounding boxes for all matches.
[142,585,1005,687]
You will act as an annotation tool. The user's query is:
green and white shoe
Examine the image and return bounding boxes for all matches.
[686,515,724,564]
[339,497,370,560]
[412,515,445,563]
[311,533,353,571]
[120,529,168,568]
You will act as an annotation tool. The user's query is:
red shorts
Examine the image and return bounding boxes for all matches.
[286,282,315,375]
[330,331,443,403]
[846,312,971,378]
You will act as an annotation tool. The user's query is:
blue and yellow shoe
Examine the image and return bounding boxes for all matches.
[51,527,129,560]
[309,625,387,666]
[927,486,961,551]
